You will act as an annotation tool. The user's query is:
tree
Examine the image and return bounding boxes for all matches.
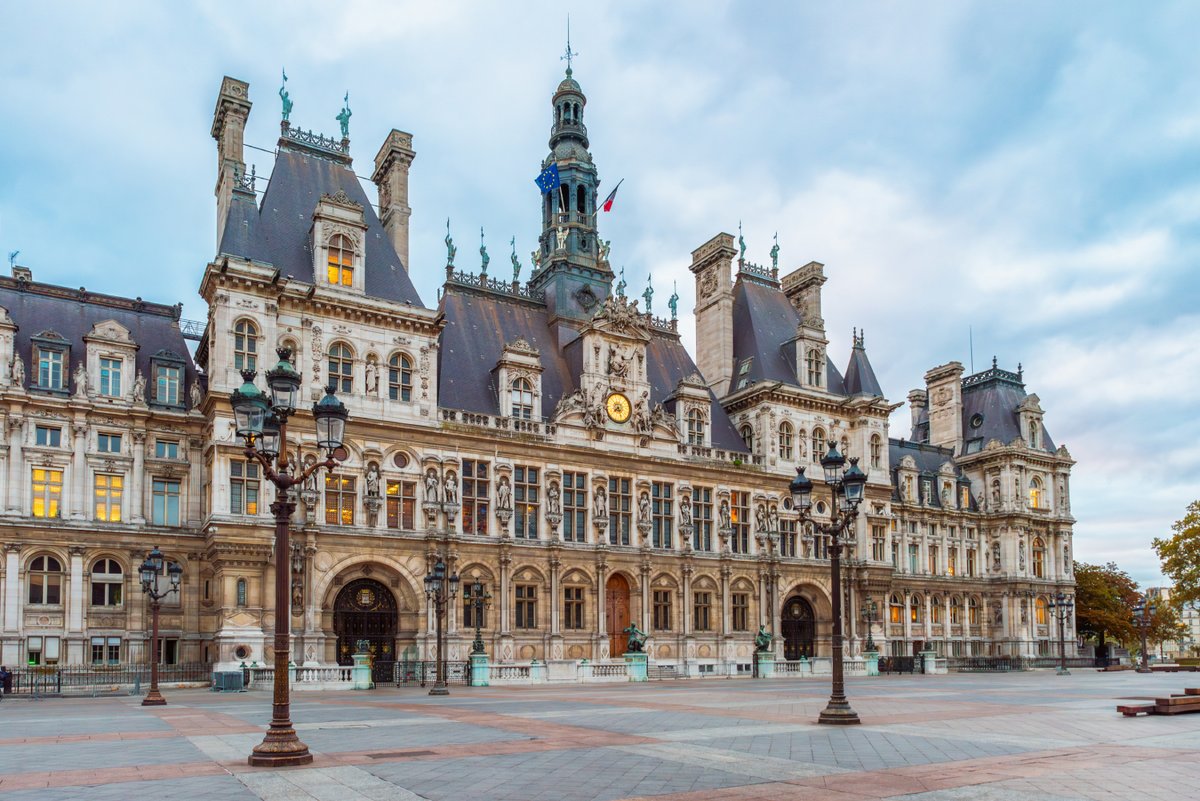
[1074,561,1139,651]
[1153,500,1200,608]
[1147,603,1185,657]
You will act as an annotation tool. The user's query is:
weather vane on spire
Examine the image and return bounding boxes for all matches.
[562,16,578,75]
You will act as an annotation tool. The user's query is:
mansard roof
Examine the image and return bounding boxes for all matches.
[888,438,978,511]
[438,284,747,452]
[731,279,846,394]
[0,275,199,397]
[218,146,424,307]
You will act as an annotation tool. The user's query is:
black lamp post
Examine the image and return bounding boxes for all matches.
[424,558,460,696]
[860,598,879,654]
[139,546,182,706]
[230,349,349,768]
[791,443,868,726]
[1133,595,1157,674]
[466,578,492,655]
[1047,592,1074,676]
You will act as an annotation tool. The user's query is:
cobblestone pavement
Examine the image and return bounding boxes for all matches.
[2,671,1199,800]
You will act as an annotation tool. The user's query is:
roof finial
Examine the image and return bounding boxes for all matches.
[561,15,578,76]
[1017,362,1023,380]
[737,221,746,264]
[992,355,998,369]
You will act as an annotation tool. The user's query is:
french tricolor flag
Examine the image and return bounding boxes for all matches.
[601,178,624,212]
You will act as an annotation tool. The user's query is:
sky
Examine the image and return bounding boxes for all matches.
[2,1,1197,586]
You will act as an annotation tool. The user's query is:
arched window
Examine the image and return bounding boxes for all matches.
[910,594,923,623]
[805,348,823,387]
[739,424,754,452]
[870,435,882,469]
[889,594,902,624]
[1036,596,1048,626]
[931,596,943,624]
[811,428,825,460]
[511,377,534,420]
[778,421,794,460]
[29,555,63,604]
[950,596,962,625]
[236,578,247,607]
[233,320,258,372]
[326,234,354,286]
[968,596,980,625]
[1032,537,1046,578]
[327,343,353,393]
[90,558,123,606]
[1029,477,1043,509]
[576,185,586,218]
[686,408,706,446]
[388,353,412,402]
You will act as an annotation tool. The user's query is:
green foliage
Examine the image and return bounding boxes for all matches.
[1073,561,1139,646]
[1153,500,1200,608]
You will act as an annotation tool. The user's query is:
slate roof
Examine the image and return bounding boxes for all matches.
[910,365,1057,454]
[889,439,977,510]
[843,341,883,398]
[0,277,199,402]
[731,279,846,394]
[218,145,424,308]
[438,286,747,452]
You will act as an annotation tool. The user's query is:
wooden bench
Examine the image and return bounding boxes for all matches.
[1154,695,1200,715]
[1117,704,1156,717]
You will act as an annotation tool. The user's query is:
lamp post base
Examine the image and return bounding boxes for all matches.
[141,689,167,706]
[248,727,313,768]
[428,683,450,696]
[1056,666,1071,676]
[818,702,861,725]
[1136,667,1153,674]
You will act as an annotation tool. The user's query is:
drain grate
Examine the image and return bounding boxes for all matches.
[367,750,437,759]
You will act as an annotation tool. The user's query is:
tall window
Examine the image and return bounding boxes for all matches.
[32,468,63,518]
[608,477,631,545]
[1036,597,1048,626]
[931,597,943,624]
[230,461,260,515]
[910,595,923,623]
[1029,422,1040,449]
[562,471,587,543]
[739,424,754,452]
[1029,477,1043,509]
[908,543,919,574]
[732,592,750,631]
[233,320,258,372]
[780,517,798,557]
[28,555,63,604]
[510,378,534,420]
[1032,537,1046,578]
[90,558,123,606]
[155,364,181,406]
[969,597,980,625]
[889,594,902,624]
[870,435,882,469]
[326,233,354,286]
[37,347,65,390]
[152,478,181,525]
[948,546,957,577]
[778,421,794,460]
[967,547,977,577]
[693,487,713,552]
[693,591,712,631]
[99,357,122,397]
[564,586,585,629]
[730,490,750,554]
[462,460,490,535]
[686,408,705,446]
[805,348,823,387]
[388,353,413,401]
[97,432,121,453]
[386,480,416,530]
[236,578,248,606]
[928,545,939,575]
[651,481,673,549]
[514,466,540,539]
[34,425,61,447]
[155,439,179,459]
[94,474,123,522]
[652,589,672,630]
[515,584,537,629]
[811,428,826,460]
[950,597,962,625]
[328,343,353,393]
[871,524,886,562]
[91,636,121,665]
[324,474,355,526]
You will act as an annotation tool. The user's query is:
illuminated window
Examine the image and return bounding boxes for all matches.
[32,468,63,518]
[90,558,123,606]
[234,320,258,372]
[889,594,902,624]
[948,546,957,576]
[28,555,63,604]
[327,343,354,393]
[910,595,923,623]
[230,461,260,515]
[388,353,413,401]
[386,480,416,530]
[1029,477,1044,509]
[778,421,794,460]
[730,490,750,554]
[326,234,354,286]
[1036,597,1048,626]
[94,474,123,522]
[511,377,534,420]
[324,474,356,526]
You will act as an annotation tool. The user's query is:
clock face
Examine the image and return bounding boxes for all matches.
[605,392,632,423]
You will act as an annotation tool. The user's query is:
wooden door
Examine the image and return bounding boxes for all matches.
[781,595,815,660]
[606,574,631,658]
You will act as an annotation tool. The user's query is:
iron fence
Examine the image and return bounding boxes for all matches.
[2,663,214,696]
[877,656,919,674]
[393,660,470,686]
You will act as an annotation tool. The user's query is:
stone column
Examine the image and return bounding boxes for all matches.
[2,544,21,664]
[67,546,86,663]
[595,558,608,659]
[69,422,87,520]
[129,431,146,524]
[5,415,25,514]
[903,593,912,647]
[497,550,512,662]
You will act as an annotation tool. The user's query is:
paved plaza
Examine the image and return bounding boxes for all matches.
[1,671,1199,800]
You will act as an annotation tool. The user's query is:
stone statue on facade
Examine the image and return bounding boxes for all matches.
[132,370,147,403]
[10,353,23,387]
[633,392,651,433]
[718,499,731,531]
[365,464,381,498]
[593,484,608,519]
[679,494,692,527]
[73,362,88,397]
[992,541,1001,571]
[1018,540,1026,571]
[442,471,459,505]
[755,503,768,533]
[496,475,513,512]
[547,480,561,517]
[599,239,611,263]
[767,504,779,533]
[189,381,203,410]
[424,468,440,504]
[365,358,378,394]
[556,226,567,251]
[530,249,540,270]
[336,92,352,139]
[607,346,631,379]
[638,490,651,525]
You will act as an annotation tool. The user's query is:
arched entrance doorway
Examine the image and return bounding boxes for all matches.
[781,595,816,660]
[334,578,397,683]
[606,574,631,658]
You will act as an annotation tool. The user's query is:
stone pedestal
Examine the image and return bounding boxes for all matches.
[865,650,880,677]
[625,652,648,682]
[756,651,775,678]
[920,650,938,675]
[530,659,547,683]
[351,653,372,690]
[470,652,489,687]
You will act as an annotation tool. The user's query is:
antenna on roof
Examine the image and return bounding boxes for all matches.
[969,326,974,373]
[7,250,18,271]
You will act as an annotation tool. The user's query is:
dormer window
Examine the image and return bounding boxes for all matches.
[511,377,534,420]
[32,332,70,392]
[99,357,122,397]
[1029,421,1039,449]
[234,320,259,372]
[326,234,355,287]
[156,364,180,405]
[805,348,823,387]
[686,408,706,446]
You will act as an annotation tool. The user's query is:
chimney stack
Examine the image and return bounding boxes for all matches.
[372,130,416,271]
[689,233,737,396]
[907,389,927,439]
[924,362,965,453]
[211,77,252,251]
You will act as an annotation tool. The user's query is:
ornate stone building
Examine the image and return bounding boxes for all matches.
[0,66,1076,673]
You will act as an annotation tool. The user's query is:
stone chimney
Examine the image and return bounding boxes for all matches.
[907,389,927,439]
[689,233,736,396]
[210,76,251,251]
[372,130,416,271]
[781,261,826,329]
[924,362,964,453]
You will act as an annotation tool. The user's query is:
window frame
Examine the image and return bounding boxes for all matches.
[514,583,538,629]
[94,472,124,522]
[651,481,673,549]
[562,471,587,543]
[326,233,355,286]
[652,589,672,631]
[324,473,356,526]
[692,590,712,632]
[388,352,413,402]
[327,342,354,394]
[729,490,750,554]
[233,319,259,373]
[90,558,124,607]
[386,479,417,530]
[98,356,123,398]
[230,460,261,516]
[513,465,540,539]
[510,377,534,420]
[31,467,63,519]
[462,460,490,535]
[28,555,64,605]
[608,476,632,546]
[778,421,794,460]
[151,477,182,526]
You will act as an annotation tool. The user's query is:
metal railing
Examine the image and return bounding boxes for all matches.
[2,663,213,696]
[393,660,469,686]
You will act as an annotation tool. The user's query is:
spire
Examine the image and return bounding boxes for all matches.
[844,331,883,398]
[562,16,577,78]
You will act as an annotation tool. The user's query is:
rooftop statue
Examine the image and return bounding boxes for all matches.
[642,274,653,314]
[479,227,490,275]
[616,267,626,298]
[668,281,679,321]
[444,218,456,267]
[510,236,521,283]
[279,68,293,122]
[770,232,779,272]
[738,220,746,262]
[336,92,351,139]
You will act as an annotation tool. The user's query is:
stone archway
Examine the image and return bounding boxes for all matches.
[334,578,398,683]
[781,595,816,660]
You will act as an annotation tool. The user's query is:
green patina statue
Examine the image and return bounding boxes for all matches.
[445,218,456,267]
[668,281,679,321]
[616,267,626,298]
[510,236,521,283]
[336,92,352,139]
[770,232,779,272]
[623,622,647,653]
[642,274,653,314]
[738,220,746,262]
[480,227,490,275]
[754,625,772,653]
[279,68,292,122]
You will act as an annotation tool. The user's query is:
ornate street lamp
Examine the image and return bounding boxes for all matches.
[231,349,349,768]
[424,558,461,696]
[791,442,869,726]
[1047,592,1074,676]
[1133,595,1157,674]
[860,598,879,654]
[139,546,182,706]
[466,578,493,656]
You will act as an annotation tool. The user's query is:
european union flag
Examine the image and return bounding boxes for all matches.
[534,163,561,194]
